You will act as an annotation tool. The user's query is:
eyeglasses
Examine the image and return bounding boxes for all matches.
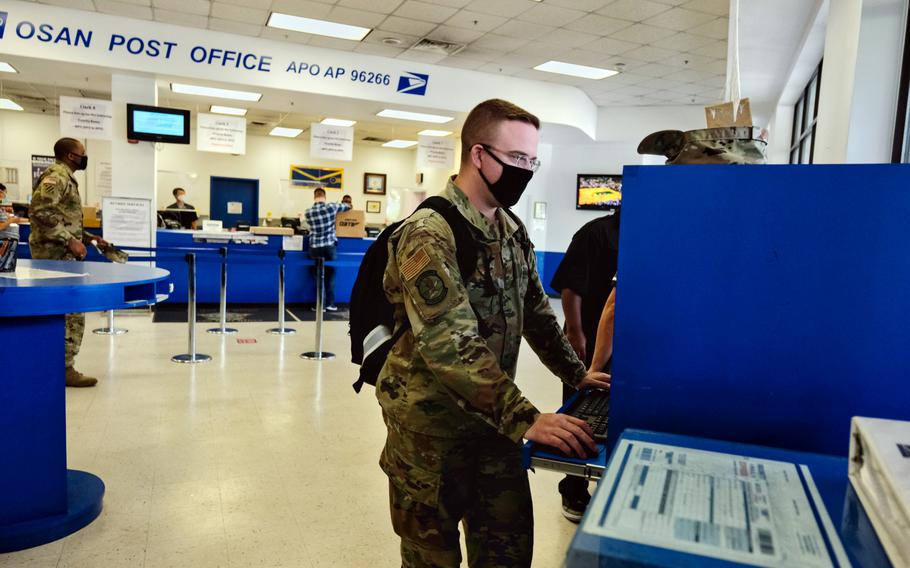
[480,144,541,172]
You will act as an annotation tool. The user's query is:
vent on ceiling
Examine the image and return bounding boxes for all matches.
[362,136,391,143]
[410,38,465,56]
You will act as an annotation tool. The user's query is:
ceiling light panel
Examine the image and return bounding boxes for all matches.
[267,12,371,41]
[210,105,248,116]
[171,83,262,101]
[321,118,357,127]
[269,127,303,138]
[383,139,418,148]
[377,109,454,124]
[533,60,619,80]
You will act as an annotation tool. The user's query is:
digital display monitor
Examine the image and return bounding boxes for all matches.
[576,174,622,211]
[127,104,190,144]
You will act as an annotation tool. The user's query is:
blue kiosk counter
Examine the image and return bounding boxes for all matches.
[0,260,170,552]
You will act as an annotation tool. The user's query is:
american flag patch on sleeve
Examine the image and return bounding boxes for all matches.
[401,248,431,281]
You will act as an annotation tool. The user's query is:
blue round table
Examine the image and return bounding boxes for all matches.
[0,260,170,552]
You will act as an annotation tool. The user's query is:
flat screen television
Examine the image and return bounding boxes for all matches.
[127,103,190,144]
[576,174,622,210]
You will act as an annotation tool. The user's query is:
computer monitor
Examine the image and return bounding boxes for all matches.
[158,209,198,229]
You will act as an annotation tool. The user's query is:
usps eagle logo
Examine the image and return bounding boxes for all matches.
[0,12,7,39]
[397,72,429,96]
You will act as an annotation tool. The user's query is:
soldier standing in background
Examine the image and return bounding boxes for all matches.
[376,99,611,567]
[30,137,109,388]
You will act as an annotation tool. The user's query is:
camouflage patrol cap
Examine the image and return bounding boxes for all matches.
[638,126,768,165]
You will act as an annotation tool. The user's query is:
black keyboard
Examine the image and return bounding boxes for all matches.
[566,389,610,441]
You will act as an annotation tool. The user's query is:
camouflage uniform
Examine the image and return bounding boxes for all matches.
[377,179,588,567]
[29,161,88,369]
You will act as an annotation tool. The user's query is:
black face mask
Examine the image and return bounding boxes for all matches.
[71,153,88,171]
[477,146,534,208]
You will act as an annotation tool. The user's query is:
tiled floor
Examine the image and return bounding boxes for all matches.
[0,304,585,567]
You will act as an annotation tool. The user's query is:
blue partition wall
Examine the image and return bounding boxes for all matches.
[607,164,910,457]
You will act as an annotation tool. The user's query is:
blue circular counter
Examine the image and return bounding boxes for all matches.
[0,260,170,552]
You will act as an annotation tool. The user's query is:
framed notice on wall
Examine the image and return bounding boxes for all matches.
[364,172,386,195]
[290,166,343,190]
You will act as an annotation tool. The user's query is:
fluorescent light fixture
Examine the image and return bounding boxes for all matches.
[0,98,24,111]
[533,60,619,80]
[321,118,357,127]
[267,12,371,41]
[210,105,247,116]
[269,126,303,138]
[170,82,262,102]
[382,140,418,149]
[418,129,452,137]
[0,62,18,74]
[377,109,454,124]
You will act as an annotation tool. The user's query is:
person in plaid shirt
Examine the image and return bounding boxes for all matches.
[305,188,351,311]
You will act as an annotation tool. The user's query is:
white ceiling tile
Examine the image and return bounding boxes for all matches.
[602,72,650,85]
[581,36,641,56]
[663,68,711,82]
[611,23,677,43]
[558,49,614,67]
[40,0,96,9]
[338,0,405,13]
[218,0,271,7]
[327,6,388,28]
[307,35,360,51]
[464,0,534,18]
[681,0,728,16]
[689,39,726,57]
[546,0,613,11]
[440,55,488,69]
[662,53,717,70]
[496,52,544,67]
[598,0,671,22]
[396,49,449,63]
[477,62,525,76]
[270,0,333,19]
[378,16,438,37]
[635,76,687,90]
[518,4,586,27]
[564,14,633,36]
[260,27,311,44]
[689,17,728,39]
[455,46,502,62]
[622,45,678,63]
[208,17,263,36]
[426,25,485,44]
[651,32,716,52]
[395,1,459,23]
[445,10,509,32]
[633,62,679,77]
[211,3,268,25]
[155,8,209,27]
[611,84,654,97]
[494,20,556,40]
[472,34,530,52]
[420,0,472,6]
[153,0,210,16]
[115,0,151,5]
[516,41,571,59]
[95,0,154,18]
[643,7,717,31]
[538,28,601,49]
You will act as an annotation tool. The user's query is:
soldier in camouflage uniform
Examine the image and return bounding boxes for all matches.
[377,100,611,567]
[30,137,109,388]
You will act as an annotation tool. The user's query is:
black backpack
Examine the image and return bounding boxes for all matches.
[350,196,480,392]
[349,196,532,392]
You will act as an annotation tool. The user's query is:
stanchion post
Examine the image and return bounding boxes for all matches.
[208,247,238,335]
[172,253,212,363]
[301,256,335,361]
[92,309,127,335]
[267,249,296,335]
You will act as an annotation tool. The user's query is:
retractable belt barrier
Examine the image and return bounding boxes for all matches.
[170,253,212,364]
[207,247,238,335]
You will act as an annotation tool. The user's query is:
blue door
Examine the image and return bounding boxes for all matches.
[210,176,259,229]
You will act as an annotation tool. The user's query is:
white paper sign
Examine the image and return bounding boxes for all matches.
[227,201,243,214]
[102,196,151,249]
[418,136,456,169]
[197,113,246,155]
[59,96,113,140]
[95,161,112,197]
[310,123,354,162]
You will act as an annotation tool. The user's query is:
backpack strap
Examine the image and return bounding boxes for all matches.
[417,196,478,280]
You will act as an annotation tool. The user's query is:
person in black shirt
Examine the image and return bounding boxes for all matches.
[549,209,620,522]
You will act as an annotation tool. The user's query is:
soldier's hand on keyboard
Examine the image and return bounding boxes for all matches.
[578,371,611,391]
[524,413,597,458]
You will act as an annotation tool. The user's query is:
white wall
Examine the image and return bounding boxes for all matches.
[846,0,908,163]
